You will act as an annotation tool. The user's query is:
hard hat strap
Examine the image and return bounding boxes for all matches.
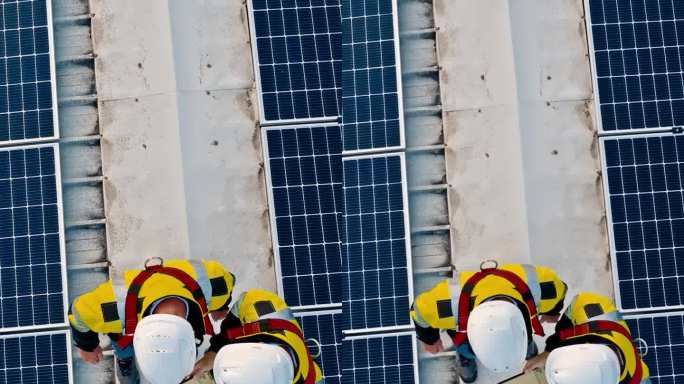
[452,267,545,348]
[557,320,643,384]
[224,319,316,384]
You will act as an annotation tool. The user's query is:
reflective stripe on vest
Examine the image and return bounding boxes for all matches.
[188,260,212,305]
[522,264,541,308]
[558,320,643,384]
[451,267,545,347]
[225,319,316,384]
[111,270,128,329]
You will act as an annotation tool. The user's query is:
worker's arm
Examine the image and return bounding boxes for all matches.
[412,308,441,344]
[203,260,236,312]
[68,287,111,364]
[543,312,574,352]
[534,266,569,317]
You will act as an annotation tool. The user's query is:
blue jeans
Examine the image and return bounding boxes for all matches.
[111,338,140,384]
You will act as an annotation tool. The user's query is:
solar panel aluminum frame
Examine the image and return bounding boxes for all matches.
[341,0,406,155]
[0,143,69,332]
[583,0,679,136]
[0,0,61,147]
[261,122,343,312]
[599,131,684,313]
[341,152,415,335]
[342,330,419,384]
[0,329,74,384]
[246,0,341,126]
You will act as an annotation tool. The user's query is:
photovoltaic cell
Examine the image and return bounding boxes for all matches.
[0,0,57,144]
[0,330,72,384]
[341,153,412,331]
[295,310,343,384]
[602,133,684,311]
[587,0,684,131]
[625,312,684,384]
[0,144,66,330]
[341,332,417,384]
[341,0,403,152]
[249,0,342,123]
[264,124,345,308]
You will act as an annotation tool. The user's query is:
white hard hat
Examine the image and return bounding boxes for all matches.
[133,314,196,384]
[213,342,294,384]
[467,300,528,373]
[545,344,621,384]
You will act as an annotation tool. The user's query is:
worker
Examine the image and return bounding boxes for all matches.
[187,288,323,384]
[524,292,651,384]
[411,261,568,383]
[69,257,236,384]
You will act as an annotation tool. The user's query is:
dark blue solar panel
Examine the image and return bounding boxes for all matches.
[341,333,417,384]
[603,134,684,311]
[588,0,684,131]
[0,144,66,329]
[340,0,403,152]
[265,124,345,308]
[625,313,684,384]
[341,154,411,331]
[296,311,343,384]
[0,330,71,384]
[250,0,341,123]
[0,0,56,144]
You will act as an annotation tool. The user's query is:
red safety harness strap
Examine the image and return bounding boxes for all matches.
[116,265,212,349]
[225,319,316,384]
[558,320,643,384]
[451,268,545,347]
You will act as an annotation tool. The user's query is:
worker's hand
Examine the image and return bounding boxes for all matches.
[422,340,444,354]
[540,314,560,323]
[78,346,103,364]
[210,309,230,322]
[185,351,216,381]
[524,351,550,373]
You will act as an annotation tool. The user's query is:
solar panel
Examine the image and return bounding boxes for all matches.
[341,331,418,384]
[586,0,684,132]
[340,0,404,153]
[624,312,684,384]
[0,330,73,384]
[0,0,58,145]
[248,0,342,124]
[263,123,345,309]
[295,309,343,384]
[341,153,413,332]
[602,133,684,312]
[0,143,67,330]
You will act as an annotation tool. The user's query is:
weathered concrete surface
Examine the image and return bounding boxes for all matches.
[91,0,275,292]
[435,0,610,382]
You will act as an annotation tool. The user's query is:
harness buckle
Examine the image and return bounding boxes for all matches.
[305,338,322,358]
[144,257,164,269]
[635,338,649,357]
[479,259,499,271]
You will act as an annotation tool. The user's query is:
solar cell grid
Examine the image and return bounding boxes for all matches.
[0,330,72,384]
[625,312,684,384]
[0,144,66,330]
[341,153,412,332]
[602,133,684,311]
[340,0,404,152]
[295,310,343,384]
[0,0,57,144]
[249,0,342,123]
[264,123,345,308]
[587,0,684,132]
[341,332,417,384]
